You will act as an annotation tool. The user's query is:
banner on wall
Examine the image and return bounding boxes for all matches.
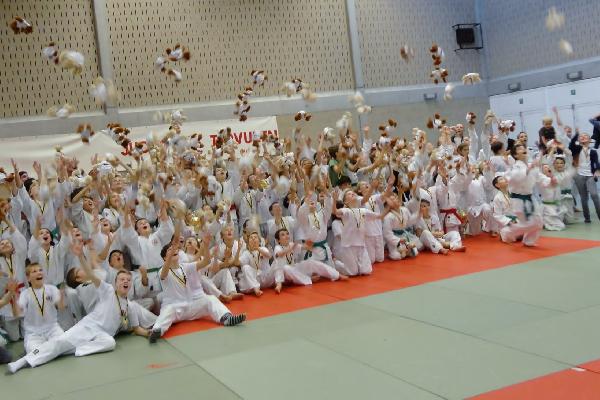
[0,116,278,172]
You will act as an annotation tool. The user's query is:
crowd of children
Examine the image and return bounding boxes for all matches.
[1,108,598,374]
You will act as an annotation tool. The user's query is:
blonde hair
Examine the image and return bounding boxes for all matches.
[25,263,42,276]
[542,116,553,124]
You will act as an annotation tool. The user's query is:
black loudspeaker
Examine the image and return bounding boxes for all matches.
[456,28,475,46]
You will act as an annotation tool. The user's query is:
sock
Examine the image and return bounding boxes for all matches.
[7,357,28,374]
[223,313,246,326]
[219,313,232,324]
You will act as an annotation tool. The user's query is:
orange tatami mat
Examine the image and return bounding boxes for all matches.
[164,235,599,338]
[469,364,600,400]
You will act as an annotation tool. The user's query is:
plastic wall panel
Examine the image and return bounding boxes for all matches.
[0,0,101,118]
[106,0,355,108]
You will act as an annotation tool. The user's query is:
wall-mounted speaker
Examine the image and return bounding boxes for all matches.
[456,28,475,46]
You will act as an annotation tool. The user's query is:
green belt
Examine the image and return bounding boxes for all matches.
[506,215,518,223]
[392,229,406,236]
[561,189,572,195]
[510,193,533,219]
[542,200,559,206]
[303,240,329,263]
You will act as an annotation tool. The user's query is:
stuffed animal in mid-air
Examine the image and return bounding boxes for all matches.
[47,104,75,119]
[294,110,312,122]
[166,44,191,62]
[77,124,94,144]
[9,16,33,34]
[42,42,59,65]
[430,68,448,84]
[462,73,481,85]
[89,77,119,106]
[251,70,267,86]
[427,113,446,130]
[400,45,414,62]
[59,50,85,75]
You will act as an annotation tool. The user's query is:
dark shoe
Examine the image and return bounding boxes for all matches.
[585,220,592,224]
[148,329,161,344]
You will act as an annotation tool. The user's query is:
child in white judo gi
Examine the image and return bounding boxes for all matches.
[148,243,246,343]
[8,243,149,374]
[17,264,65,353]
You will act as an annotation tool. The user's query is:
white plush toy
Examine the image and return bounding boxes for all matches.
[462,73,481,85]
[166,68,182,82]
[546,7,565,32]
[559,39,573,56]
[42,42,59,64]
[59,50,85,75]
[47,103,74,119]
[89,77,119,106]
[336,112,352,131]
[444,83,455,101]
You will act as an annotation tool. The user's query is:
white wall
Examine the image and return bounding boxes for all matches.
[489,77,600,147]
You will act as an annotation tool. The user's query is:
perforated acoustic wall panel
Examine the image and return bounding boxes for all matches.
[106,0,354,109]
[482,0,600,78]
[0,0,101,118]
[355,0,481,88]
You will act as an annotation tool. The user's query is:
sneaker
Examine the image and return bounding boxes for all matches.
[223,313,247,327]
[148,329,161,344]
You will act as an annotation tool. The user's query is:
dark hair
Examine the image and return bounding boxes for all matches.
[70,187,84,202]
[338,176,352,187]
[66,268,79,289]
[24,178,36,194]
[109,249,123,261]
[135,218,147,231]
[274,228,289,241]
[491,141,504,155]
[492,175,503,189]
[511,143,526,158]
[420,198,431,205]
[160,244,171,260]
[268,201,280,213]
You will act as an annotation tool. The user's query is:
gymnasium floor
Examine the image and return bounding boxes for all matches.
[3,224,600,400]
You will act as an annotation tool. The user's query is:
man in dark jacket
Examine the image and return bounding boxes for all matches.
[569,131,600,223]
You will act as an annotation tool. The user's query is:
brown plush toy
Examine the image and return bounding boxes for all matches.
[166,44,191,62]
[294,110,312,122]
[426,113,446,130]
[9,16,32,34]
[77,124,95,144]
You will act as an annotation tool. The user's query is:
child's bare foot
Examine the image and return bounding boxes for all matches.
[230,292,244,300]
[439,248,449,255]
[453,246,466,252]
[311,275,321,283]
[275,283,282,293]
[400,248,408,258]
[490,232,498,238]
[254,288,263,297]
[219,294,232,303]
[338,274,349,281]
